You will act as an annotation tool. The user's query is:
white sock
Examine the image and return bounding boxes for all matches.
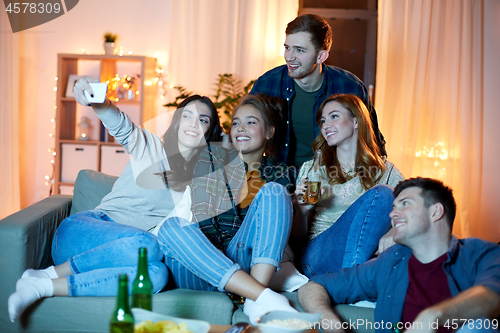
[22,266,58,279]
[254,288,298,315]
[243,299,268,325]
[8,278,54,322]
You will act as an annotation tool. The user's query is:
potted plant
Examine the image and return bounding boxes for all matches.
[164,74,255,133]
[103,32,118,55]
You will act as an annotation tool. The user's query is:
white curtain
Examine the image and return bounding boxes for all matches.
[0,12,21,219]
[375,0,483,238]
[167,0,297,98]
[1,1,298,215]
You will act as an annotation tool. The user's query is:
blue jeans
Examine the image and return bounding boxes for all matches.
[158,182,293,292]
[301,184,394,278]
[51,211,168,296]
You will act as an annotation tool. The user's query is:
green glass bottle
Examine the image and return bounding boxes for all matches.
[110,274,134,333]
[392,323,402,333]
[131,247,153,311]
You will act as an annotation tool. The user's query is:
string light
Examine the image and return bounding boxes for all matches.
[45,77,57,194]
[46,52,165,192]
[154,52,167,100]
[415,142,448,160]
[415,141,448,175]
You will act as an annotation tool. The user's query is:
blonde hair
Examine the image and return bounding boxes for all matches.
[312,94,385,190]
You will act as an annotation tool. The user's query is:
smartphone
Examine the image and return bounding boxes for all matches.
[84,83,108,103]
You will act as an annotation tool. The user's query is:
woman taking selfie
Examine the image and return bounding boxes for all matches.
[8,77,222,322]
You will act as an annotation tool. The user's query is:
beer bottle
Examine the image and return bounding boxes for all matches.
[110,274,134,333]
[305,150,323,204]
[131,247,153,310]
[392,323,402,333]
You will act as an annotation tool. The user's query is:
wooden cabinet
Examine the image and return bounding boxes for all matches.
[54,53,157,194]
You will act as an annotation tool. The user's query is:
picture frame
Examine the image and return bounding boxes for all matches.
[65,74,84,98]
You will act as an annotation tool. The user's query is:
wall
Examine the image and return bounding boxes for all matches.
[479,0,500,242]
[22,0,174,205]
[15,0,500,243]
[19,0,298,207]
[17,0,296,208]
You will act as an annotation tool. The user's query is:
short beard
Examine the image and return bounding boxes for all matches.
[287,61,317,80]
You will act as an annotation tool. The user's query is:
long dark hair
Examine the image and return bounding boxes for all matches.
[231,94,285,161]
[162,95,222,191]
[312,94,385,190]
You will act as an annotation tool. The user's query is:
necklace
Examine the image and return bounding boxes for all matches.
[341,166,356,177]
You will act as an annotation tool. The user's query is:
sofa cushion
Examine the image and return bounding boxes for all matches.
[17,289,234,332]
[70,169,118,216]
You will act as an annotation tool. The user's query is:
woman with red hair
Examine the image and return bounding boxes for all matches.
[293,94,404,277]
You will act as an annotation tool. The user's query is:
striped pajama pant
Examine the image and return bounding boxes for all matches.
[157,182,293,292]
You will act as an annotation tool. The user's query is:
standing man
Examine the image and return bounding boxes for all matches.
[298,177,500,333]
[250,13,386,168]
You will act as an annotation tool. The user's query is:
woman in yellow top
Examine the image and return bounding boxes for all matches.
[293,94,404,278]
[157,95,298,324]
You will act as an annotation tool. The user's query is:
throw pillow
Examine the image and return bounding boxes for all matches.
[69,169,118,215]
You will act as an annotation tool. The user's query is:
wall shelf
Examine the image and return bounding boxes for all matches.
[54,53,157,194]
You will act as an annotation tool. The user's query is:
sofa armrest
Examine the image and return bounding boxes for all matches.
[0,195,72,274]
[0,195,72,328]
[0,194,72,328]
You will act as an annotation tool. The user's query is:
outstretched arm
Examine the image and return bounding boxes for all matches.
[407,286,500,333]
[298,281,346,333]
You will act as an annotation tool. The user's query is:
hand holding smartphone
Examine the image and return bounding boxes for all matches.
[84,83,108,103]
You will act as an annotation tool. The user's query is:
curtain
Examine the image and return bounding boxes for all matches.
[375,0,483,238]
[0,11,21,219]
[1,1,298,214]
[167,0,297,100]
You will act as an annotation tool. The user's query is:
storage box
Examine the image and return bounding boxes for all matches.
[61,144,98,182]
[58,185,74,195]
[100,145,129,177]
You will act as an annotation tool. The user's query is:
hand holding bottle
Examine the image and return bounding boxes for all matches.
[295,150,324,206]
[304,150,323,204]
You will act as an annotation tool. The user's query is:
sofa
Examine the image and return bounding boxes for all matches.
[0,169,375,333]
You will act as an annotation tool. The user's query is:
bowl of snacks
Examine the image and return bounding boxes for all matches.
[132,308,210,333]
[256,311,322,333]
